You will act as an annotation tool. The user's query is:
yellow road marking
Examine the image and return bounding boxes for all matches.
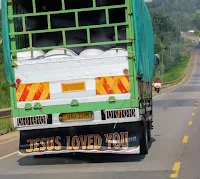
[0,151,18,161]
[170,162,181,178]
[197,100,199,102]
[194,107,197,110]
[182,136,189,144]
[192,113,195,116]
[196,103,198,105]
[188,121,193,126]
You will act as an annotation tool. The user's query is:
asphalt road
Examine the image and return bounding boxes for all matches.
[0,49,200,179]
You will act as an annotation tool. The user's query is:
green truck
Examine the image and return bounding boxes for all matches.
[2,0,157,156]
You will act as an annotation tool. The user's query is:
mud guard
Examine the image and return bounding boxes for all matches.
[19,122,143,156]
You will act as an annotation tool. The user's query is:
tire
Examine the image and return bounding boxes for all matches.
[147,120,152,142]
[140,120,149,155]
[147,128,151,142]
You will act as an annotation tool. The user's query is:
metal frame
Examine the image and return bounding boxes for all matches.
[2,0,140,117]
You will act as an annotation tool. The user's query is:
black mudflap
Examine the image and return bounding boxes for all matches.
[19,122,142,155]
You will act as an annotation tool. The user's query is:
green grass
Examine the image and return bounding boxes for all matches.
[0,118,11,134]
[160,55,190,83]
[195,30,200,37]
[0,63,10,109]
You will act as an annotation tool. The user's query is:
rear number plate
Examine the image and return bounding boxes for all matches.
[17,115,48,127]
[60,112,93,121]
[106,109,135,119]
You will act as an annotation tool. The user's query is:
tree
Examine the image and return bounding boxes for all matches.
[193,10,200,29]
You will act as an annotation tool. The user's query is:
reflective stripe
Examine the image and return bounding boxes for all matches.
[16,82,50,102]
[96,76,130,95]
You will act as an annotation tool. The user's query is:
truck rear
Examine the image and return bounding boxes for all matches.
[2,0,155,156]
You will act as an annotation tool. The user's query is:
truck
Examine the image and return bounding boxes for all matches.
[2,0,156,156]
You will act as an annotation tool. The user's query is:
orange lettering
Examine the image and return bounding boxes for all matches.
[33,138,40,152]
[87,134,94,150]
[66,136,72,150]
[80,135,87,150]
[40,138,46,151]
[104,133,113,149]
[47,137,54,151]
[55,136,61,151]
[121,132,129,149]
[113,133,120,149]
[72,136,80,150]
[26,139,33,153]
[94,134,102,150]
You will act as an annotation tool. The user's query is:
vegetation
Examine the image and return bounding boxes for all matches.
[0,37,10,108]
[147,0,198,81]
[160,54,190,83]
[0,118,11,135]
[195,30,200,37]
[147,0,200,31]
[0,11,10,109]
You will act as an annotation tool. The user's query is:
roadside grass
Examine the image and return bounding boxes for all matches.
[0,118,11,134]
[0,63,10,109]
[160,54,190,83]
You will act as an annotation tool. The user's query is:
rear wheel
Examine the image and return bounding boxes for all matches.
[147,127,151,142]
[140,120,149,155]
[147,121,152,142]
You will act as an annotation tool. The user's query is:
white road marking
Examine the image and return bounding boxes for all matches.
[0,138,18,146]
[0,151,18,161]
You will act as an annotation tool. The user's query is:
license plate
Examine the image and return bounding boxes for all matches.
[60,112,93,121]
[106,109,135,119]
[17,115,48,127]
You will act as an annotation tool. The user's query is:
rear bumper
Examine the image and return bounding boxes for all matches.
[11,98,139,118]
[14,109,141,131]
[19,122,142,156]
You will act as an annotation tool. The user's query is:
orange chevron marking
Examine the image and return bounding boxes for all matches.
[16,82,50,102]
[96,76,130,95]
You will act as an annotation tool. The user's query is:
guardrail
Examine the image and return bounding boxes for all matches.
[0,108,11,119]
[0,108,13,135]
[162,73,186,89]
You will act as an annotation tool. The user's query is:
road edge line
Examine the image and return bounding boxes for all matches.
[0,151,18,161]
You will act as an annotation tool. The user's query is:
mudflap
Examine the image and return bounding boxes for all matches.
[19,122,143,156]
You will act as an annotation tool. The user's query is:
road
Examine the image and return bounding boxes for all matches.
[181,33,199,43]
[0,49,200,179]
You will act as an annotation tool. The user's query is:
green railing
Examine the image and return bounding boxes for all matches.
[4,0,140,116]
[7,0,132,55]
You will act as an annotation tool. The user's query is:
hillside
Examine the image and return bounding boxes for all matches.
[147,0,200,31]
[146,0,197,78]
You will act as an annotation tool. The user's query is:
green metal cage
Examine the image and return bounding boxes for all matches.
[2,0,154,117]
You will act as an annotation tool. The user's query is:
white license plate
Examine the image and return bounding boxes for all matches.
[106,108,135,119]
[17,115,48,127]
